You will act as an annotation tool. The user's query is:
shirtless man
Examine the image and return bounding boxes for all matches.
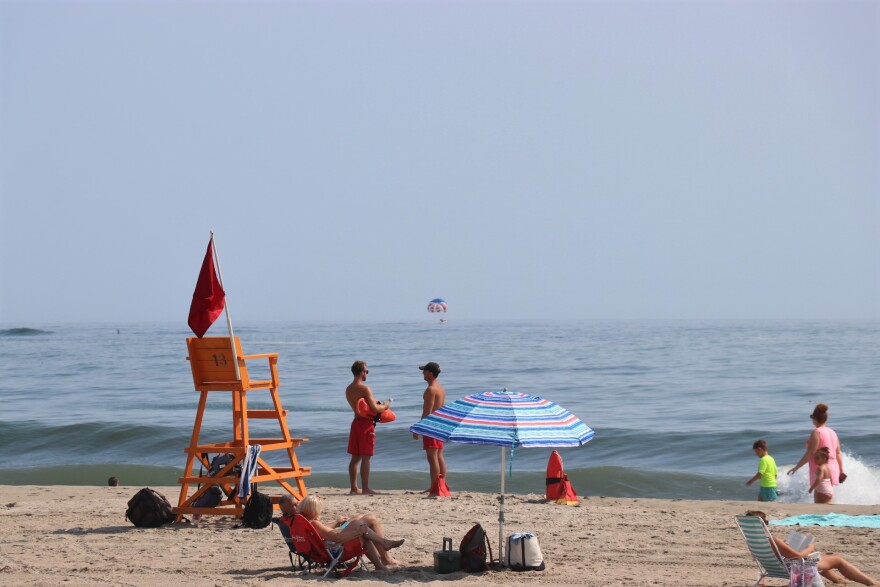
[346,360,390,495]
[412,362,447,489]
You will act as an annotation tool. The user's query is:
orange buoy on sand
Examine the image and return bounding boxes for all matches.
[546,451,564,500]
[546,450,579,505]
[428,474,451,497]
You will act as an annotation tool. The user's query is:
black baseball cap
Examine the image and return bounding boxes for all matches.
[419,362,441,376]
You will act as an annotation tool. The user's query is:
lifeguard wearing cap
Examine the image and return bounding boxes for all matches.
[419,362,441,377]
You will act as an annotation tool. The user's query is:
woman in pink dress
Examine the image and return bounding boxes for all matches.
[788,403,847,503]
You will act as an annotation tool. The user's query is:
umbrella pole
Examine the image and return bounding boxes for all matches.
[499,446,505,566]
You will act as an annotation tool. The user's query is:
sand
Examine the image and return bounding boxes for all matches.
[1,485,879,586]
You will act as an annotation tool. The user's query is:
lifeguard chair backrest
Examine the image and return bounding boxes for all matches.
[187,336,251,391]
[290,514,332,564]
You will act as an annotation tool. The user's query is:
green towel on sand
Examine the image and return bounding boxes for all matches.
[769,513,880,528]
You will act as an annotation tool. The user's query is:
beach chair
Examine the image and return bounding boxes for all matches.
[734,514,792,586]
[288,513,366,578]
[274,516,309,572]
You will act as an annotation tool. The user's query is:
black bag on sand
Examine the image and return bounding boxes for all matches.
[242,490,273,529]
[459,523,493,572]
[125,488,175,528]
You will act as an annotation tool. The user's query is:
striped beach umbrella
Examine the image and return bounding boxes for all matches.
[410,389,594,448]
[410,389,594,564]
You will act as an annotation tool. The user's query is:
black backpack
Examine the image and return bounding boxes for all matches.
[459,523,493,572]
[242,490,273,529]
[125,488,175,528]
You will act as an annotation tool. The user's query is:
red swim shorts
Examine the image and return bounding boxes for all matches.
[422,436,444,450]
[347,417,376,456]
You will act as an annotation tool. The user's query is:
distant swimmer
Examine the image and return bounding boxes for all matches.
[345,361,391,495]
[413,362,447,492]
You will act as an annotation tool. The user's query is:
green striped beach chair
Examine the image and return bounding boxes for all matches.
[734,514,791,586]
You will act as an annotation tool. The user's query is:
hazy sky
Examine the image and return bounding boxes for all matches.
[1,0,877,323]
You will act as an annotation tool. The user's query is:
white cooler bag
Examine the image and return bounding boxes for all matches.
[505,532,545,571]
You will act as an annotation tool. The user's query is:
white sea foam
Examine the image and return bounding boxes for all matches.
[777,452,880,505]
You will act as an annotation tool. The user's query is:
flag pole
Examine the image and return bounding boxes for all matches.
[210,231,240,380]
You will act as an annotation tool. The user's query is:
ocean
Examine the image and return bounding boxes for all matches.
[1,320,878,504]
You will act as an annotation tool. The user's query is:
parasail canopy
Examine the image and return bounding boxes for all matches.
[427,298,448,313]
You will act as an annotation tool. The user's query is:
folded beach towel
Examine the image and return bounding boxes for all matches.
[769,513,880,528]
[238,444,262,500]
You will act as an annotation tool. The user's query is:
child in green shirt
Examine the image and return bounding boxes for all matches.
[746,439,778,501]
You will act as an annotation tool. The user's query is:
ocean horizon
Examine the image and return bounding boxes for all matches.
[1,319,878,504]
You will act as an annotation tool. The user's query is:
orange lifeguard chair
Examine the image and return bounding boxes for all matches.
[173,336,310,519]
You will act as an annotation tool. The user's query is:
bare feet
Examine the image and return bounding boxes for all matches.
[349,488,362,494]
[361,489,378,495]
[383,538,404,550]
[382,557,401,567]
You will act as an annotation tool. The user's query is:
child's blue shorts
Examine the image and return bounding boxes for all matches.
[759,486,778,501]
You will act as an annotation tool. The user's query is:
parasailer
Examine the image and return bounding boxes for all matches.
[427,298,447,313]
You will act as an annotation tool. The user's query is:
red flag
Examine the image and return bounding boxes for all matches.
[188,240,225,338]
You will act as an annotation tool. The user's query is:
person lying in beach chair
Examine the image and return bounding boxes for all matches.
[736,511,880,586]
[288,512,366,578]
[735,512,799,586]
[294,495,405,575]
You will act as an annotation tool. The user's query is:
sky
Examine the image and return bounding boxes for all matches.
[1,0,877,323]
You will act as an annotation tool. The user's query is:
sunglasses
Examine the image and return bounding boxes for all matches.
[364,370,369,374]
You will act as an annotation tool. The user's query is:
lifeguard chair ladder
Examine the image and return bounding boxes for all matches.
[173,336,310,519]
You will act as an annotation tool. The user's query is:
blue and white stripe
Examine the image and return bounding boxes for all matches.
[410,390,595,448]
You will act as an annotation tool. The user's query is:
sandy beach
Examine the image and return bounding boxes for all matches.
[1,485,878,586]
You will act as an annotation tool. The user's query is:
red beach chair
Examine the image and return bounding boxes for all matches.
[290,514,366,578]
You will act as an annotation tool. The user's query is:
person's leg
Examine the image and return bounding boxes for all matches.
[351,513,384,535]
[426,448,440,485]
[348,418,362,494]
[819,553,880,586]
[362,525,404,552]
[355,513,400,566]
[348,455,362,494]
[438,448,447,479]
[819,569,847,585]
[362,539,386,570]
[361,455,376,494]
